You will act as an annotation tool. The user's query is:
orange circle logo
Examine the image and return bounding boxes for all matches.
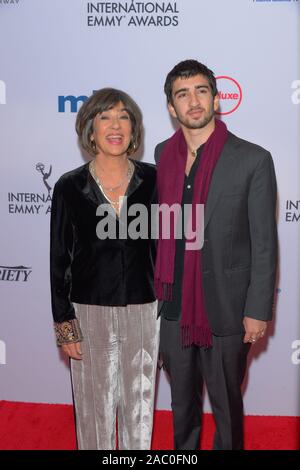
[216,76,242,115]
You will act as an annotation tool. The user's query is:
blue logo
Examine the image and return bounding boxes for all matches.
[58,90,101,112]
[58,94,88,113]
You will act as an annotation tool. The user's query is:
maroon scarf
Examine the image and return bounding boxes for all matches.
[155,119,228,347]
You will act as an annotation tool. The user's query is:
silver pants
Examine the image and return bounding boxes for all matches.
[70,302,160,450]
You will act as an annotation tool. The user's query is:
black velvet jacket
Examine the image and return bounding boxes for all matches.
[50,160,157,323]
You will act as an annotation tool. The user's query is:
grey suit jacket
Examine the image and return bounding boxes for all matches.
[154,131,278,335]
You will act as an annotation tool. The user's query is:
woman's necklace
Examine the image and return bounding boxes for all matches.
[97,164,132,192]
[90,159,134,210]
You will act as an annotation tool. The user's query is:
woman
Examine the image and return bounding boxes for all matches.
[50,88,159,450]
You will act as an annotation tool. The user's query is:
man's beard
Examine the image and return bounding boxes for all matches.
[176,107,215,130]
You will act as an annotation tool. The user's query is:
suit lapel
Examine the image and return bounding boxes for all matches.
[82,165,104,206]
[204,133,235,229]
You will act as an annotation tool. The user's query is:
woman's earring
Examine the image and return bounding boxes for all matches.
[127,139,136,155]
[131,138,137,152]
[91,139,97,152]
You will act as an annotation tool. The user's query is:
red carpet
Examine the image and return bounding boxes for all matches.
[0,401,299,450]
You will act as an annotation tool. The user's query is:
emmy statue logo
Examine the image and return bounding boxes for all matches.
[36,162,52,195]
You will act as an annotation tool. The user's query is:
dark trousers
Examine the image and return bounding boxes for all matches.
[160,317,250,450]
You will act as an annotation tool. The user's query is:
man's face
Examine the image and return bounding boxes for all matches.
[168,74,219,130]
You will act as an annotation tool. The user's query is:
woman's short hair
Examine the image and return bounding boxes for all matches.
[76,88,143,156]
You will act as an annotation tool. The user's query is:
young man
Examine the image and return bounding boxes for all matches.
[154,60,277,450]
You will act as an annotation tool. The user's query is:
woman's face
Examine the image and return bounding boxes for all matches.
[91,101,132,158]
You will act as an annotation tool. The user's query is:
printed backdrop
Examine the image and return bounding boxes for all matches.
[0,0,299,416]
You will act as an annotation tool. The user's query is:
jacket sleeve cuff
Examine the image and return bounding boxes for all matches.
[54,319,83,346]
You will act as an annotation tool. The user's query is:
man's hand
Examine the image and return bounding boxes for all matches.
[243,317,267,344]
[61,341,83,360]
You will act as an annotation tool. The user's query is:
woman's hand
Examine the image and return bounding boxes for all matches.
[61,341,83,360]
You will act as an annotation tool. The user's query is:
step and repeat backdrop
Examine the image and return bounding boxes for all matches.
[0,0,299,416]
